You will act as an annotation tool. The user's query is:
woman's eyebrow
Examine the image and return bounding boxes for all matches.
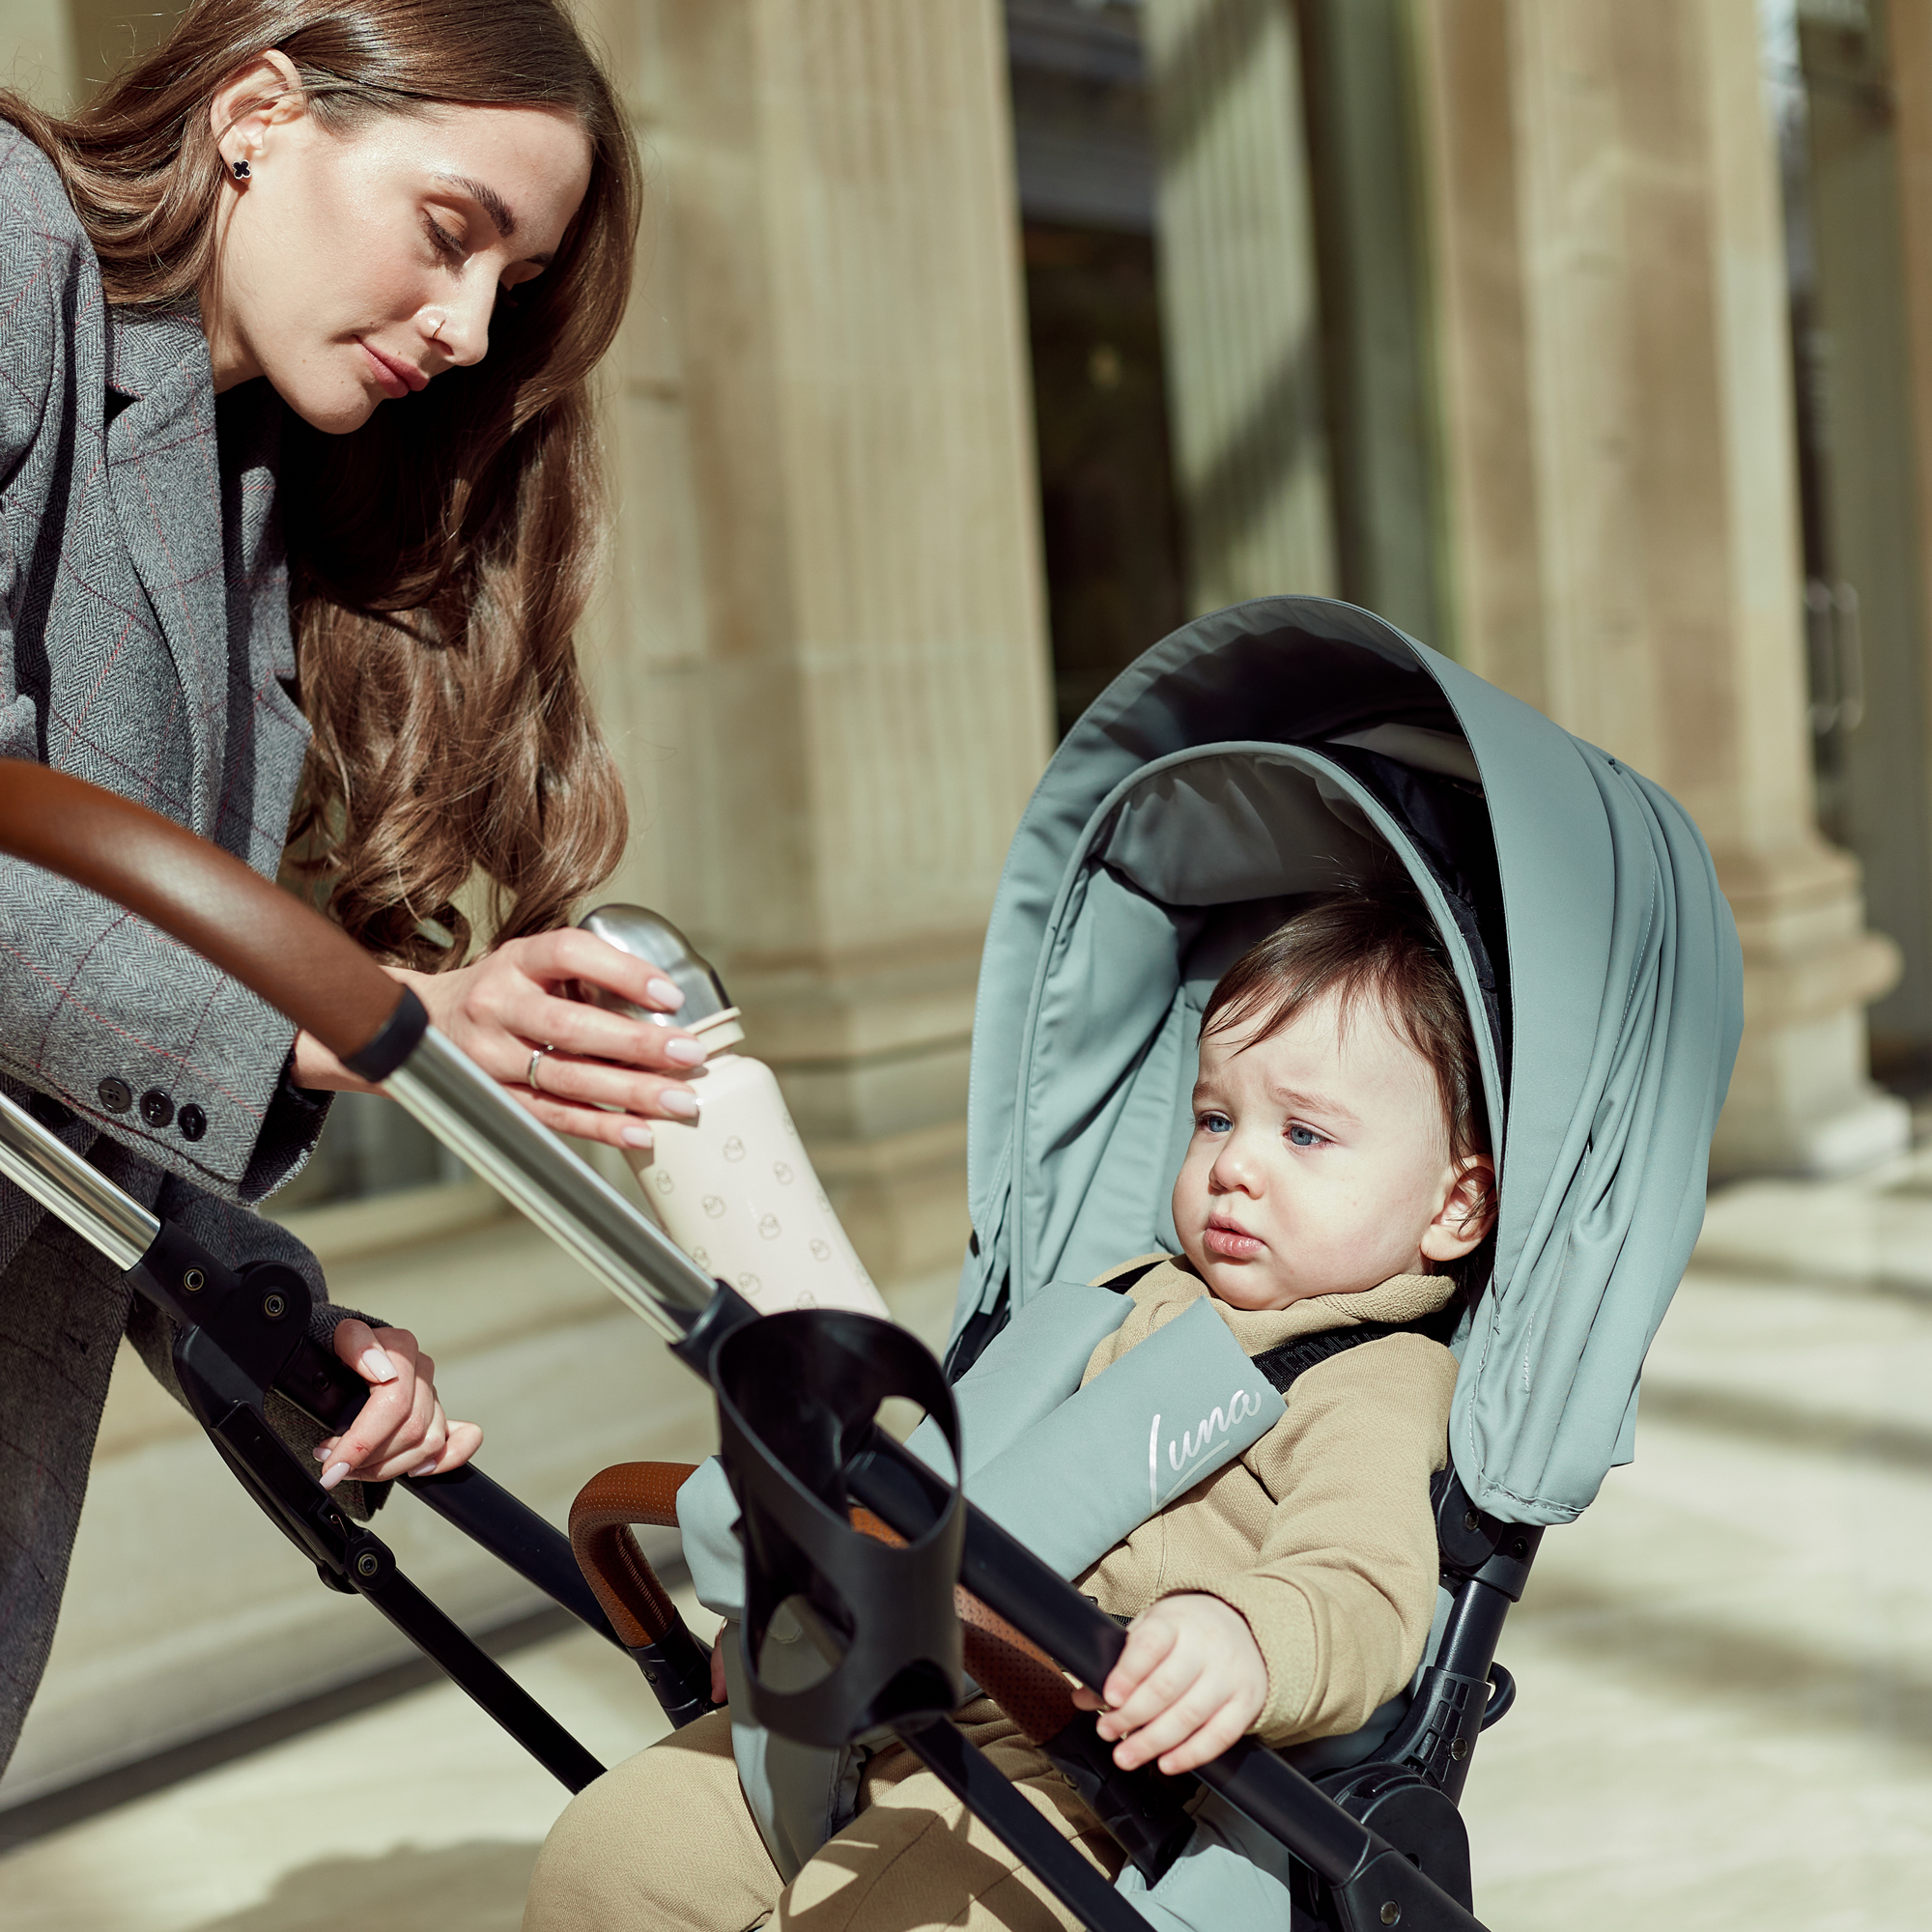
[434,171,516,238]
[431,172,558,269]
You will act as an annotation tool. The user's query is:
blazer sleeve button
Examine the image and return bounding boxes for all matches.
[139,1089,175,1128]
[98,1077,133,1114]
[177,1104,207,1143]
[29,1093,74,1131]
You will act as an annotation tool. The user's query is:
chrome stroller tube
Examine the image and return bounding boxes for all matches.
[0,1086,157,1268]
[382,1027,712,1341]
[0,1026,713,1343]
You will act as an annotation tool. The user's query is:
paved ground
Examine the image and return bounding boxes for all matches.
[9,1160,1932,1929]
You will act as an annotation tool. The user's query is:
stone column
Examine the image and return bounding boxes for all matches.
[1298,0,1444,646]
[1895,0,1932,637]
[1142,0,1335,612]
[578,0,1054,1285]
[1881,0,1932,1062]
[1415,0,1906,1177]
[1796,2,1932,1073]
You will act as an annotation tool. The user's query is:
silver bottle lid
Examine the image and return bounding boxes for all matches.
[576,904,731,1026]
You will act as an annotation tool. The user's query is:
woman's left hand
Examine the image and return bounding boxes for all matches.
[313,1319,483,1490]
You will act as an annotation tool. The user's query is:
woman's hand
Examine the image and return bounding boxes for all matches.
[1069,1592,1267,1776]
[290,929,705,1151]
[313,1319,483,1490]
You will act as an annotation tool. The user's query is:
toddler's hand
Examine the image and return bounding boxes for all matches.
[1070,1592,1266,1776]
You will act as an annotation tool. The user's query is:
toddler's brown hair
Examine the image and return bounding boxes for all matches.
[1202,881,1492,1258]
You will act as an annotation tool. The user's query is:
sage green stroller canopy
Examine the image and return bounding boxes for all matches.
[952,597,1743,1526]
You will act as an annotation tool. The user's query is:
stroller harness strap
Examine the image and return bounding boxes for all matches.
[1251,1312,1461,1398]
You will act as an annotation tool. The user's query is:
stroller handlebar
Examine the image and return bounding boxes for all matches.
[0,758,718,1334]
[0,759,406,1067]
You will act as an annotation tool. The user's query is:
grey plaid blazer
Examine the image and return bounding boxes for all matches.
[0,124,353,1770]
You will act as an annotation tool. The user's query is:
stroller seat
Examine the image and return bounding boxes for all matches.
[0,596,1740,1929]
[566,595,1744,1927]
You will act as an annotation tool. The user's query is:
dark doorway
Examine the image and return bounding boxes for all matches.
[1009,0,1187,739]
[1023,223,1185,736]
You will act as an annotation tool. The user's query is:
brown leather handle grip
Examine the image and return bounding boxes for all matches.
[0,759,408,1065]
[851,1506,1081,1744]
[569,1461,699,1648]
[568,1460,1080,1733]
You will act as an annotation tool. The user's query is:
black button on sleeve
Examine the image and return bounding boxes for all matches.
[28,1093,74,1131]
[177,1104,207,1143]
[138,1089,175,1129]
[97,1078,132,1114]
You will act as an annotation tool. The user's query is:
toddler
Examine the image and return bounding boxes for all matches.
[526,881,1494,1931]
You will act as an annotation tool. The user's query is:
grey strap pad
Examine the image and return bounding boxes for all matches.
[957,1295,1283,1579]
[910,1279,1141,1479]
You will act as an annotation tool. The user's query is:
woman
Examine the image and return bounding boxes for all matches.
[0,0,697,1773]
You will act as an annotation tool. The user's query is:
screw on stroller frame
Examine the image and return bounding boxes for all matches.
[0,758,1492,1932]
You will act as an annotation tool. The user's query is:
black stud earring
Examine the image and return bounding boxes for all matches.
[231,157,251,180]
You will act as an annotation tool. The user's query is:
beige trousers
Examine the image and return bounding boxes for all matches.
[524,1699,1123,1932]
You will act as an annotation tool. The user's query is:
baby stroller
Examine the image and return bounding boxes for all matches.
[0,595,1740,1930]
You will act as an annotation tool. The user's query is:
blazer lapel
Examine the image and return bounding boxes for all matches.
[104,306,227,836]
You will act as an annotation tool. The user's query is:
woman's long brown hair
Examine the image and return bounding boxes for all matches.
[2,0,636,969]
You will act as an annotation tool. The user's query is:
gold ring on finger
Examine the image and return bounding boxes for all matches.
[526,1042,556,1094]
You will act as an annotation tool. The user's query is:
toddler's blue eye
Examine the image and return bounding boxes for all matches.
[1199,1111,1232,1135]
[1286,1123,1323,1149]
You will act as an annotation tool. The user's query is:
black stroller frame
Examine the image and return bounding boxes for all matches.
[0,760,1531,1932]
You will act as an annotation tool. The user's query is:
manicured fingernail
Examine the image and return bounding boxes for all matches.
[647,978,685,1009]
[410,1459,440,1478]
[319,1462,352,1491]
[664,1037,705,1067]
[359,1347,397,1384]
[659,1090,699,1119]
[621,1122,654,1149]
[311,1442,332,1463]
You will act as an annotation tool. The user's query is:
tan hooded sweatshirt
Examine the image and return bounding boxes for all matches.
[1072,1257,1458,1747]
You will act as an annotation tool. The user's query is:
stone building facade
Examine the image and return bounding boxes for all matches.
[1,0,1925,1804]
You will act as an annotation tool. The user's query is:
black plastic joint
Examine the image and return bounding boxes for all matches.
[626,1624,717,1730]
[1037,1716,1195,1885]
[1431,1471,1543,1600]
[668,1279,761,1378]
[1328,1846,1488,1932]
[342,986,431,1083]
